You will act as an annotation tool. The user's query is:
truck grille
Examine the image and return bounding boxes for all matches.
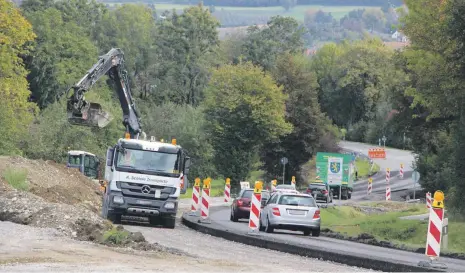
[118,182,176,200]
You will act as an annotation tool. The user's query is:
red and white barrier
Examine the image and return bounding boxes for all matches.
[224,183,230,203]
[386,168,390,183]
[426,192,432,209]
[248,192,262,231]
[367,182,372,195]
[386,187,391,201]
[201,187,210,220]
[191,185,200,212]
[426,207,444,257]
[399,164,404,179]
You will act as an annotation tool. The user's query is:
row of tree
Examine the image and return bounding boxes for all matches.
[165,0,404,7]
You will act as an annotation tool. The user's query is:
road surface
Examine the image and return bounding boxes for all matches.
[339,141,420,201]
[206,207,465,271]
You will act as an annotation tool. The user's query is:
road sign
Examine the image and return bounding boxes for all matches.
[412,171,420,183]
[327,157,343,186]
[280,157,288,165]
[382,135,387,142]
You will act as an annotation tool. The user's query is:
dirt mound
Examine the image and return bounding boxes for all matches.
[0,156,102,212]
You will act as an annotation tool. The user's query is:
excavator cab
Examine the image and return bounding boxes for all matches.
[67,101,113,128]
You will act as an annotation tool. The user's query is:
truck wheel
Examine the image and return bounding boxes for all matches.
[162,216,176,229]
[312,228,321,237]
[348,193,352,199]
[108,212,122,224]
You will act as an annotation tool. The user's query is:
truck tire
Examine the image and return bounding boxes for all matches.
[162,216,176,229]
[348,193,352,199]
[107,212,122,224]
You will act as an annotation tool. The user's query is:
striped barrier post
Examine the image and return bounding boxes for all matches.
[200,178,211,223]
[386,168,391,184]
[224,178,231,203]
[423,191,446,267]
[271,179,277,192]
[399,163,404,179]
[386,186,391,201]
[248,181,263,235]
[426,192,432,209]
[189,177,201,216]
[291,176,296,187]
[367,177,373,195]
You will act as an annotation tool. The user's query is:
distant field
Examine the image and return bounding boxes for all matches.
[104,3,380,21]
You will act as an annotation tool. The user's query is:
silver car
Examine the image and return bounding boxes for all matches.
[259,192,321,237]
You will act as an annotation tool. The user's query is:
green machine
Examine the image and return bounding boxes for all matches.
[315,152,354,200]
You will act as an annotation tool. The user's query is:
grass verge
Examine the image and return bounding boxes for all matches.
[1,167,29,191]
[354,157,380,179]
[321,203,465,255]
[181,178,225,199]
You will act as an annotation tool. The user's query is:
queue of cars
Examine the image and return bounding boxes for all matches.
[229,184,321,237]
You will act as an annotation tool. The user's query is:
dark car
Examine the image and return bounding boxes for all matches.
[230,189,270,222]
[306,183,333,203]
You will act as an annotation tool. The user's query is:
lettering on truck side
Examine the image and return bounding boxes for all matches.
[125,175,168,184]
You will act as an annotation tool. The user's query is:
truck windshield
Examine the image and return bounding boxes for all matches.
[115,148,180,177]
[68,155,82,165]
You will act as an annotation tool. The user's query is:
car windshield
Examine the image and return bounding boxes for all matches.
[276,184,295,190]
[278,195,316,207]
[242,190,270,199]
[309,184,326,190]
[115,148,180,177]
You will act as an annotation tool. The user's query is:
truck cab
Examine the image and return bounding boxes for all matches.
[101,137,190,228]
[67,150,100,179]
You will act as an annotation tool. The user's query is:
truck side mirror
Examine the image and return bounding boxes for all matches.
[184,156,191,175]
[106,148,114,167]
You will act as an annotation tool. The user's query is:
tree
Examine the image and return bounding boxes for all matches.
[153,3,221,105]
[24,7,100,108]
[203,62,292,186]
[0,0,38,154]
[242,16,306,71]
[261,53,334,184]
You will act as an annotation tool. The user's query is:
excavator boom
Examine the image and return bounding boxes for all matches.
[65,48,143,138]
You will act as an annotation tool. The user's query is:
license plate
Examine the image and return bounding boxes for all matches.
[288,209,306,215]
[137,200,152,205]
[154,189,161,198]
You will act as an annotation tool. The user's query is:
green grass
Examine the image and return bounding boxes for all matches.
[321,203,465,254]
[1,167,29,191]
[102,227,130,245]
[354,157,380,179]
[104,3,380,21]
[182,178,225,199]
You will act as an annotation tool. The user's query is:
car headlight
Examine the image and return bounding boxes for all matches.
[164,202,175,209]
[113,196,124,204]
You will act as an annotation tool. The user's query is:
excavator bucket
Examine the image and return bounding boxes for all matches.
[67,102,113,128]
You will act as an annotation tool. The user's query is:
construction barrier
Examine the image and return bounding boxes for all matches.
[386,186,391,201]
[291,176,296,186]
[248,181,263,233]
[271,179,277,191]
[425,191,445,258]
[386,168,390,183]
[200,178,211,221]
[191,177,201,213]
[399,163,404,179]
[368,148,386,159]
[426,192,432,209]
[224,178,231,203]
[367,177,373,195]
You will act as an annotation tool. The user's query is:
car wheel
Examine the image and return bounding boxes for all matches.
[265,216,274,233]
[312,228,321,237]
[303,229,311,236]
[230,208,239,222]
[259,218,265,232]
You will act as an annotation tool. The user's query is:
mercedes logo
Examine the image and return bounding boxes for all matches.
[141,185,151,194]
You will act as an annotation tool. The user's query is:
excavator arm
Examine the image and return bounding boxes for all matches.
[66,48,143,139]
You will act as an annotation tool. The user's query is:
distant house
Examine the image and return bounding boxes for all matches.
[391,30,409,43]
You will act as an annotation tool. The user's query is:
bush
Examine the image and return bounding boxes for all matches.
[2,168,29,191]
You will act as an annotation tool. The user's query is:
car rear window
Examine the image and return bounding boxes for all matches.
[309,184,326,190]
[278,195,316,207]
[242,190,270,199]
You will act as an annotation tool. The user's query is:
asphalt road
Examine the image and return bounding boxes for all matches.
[208,207,465,271]
[339,141,421,202]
